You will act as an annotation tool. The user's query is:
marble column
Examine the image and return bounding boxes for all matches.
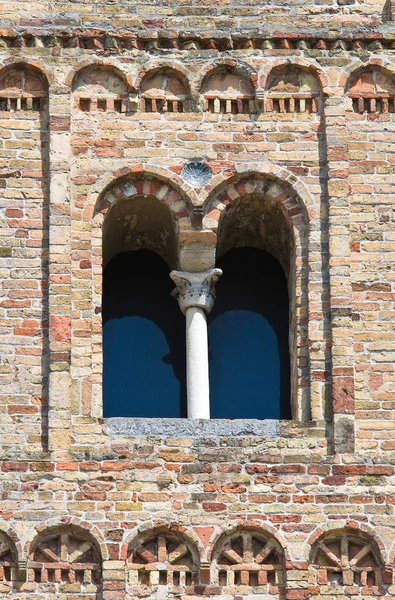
[170,268,222,419]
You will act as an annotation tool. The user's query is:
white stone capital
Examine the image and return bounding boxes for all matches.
[170,268,222,315]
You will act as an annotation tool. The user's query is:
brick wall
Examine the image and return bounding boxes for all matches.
[1,1,395,597]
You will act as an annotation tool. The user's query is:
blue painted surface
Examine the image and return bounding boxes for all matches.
[103,250,186,418]
[208,247,291,420]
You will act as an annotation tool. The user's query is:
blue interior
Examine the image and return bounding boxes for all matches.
[208,247,291,420]
[103,249,187,418]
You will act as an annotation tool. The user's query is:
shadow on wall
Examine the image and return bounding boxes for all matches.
[102,249,187,418]
[208,247,291,420]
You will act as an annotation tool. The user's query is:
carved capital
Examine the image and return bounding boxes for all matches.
[170,268,222,314]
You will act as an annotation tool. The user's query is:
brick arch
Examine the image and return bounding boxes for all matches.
[208,522,286,593]
[196,58,258,93]
[307,524,387,589]
[259,57,329,93]
[135,60,193,94]
[0,527,19,586]
[121,521,204,563]
[25,516,108,562]
[206,521,288,564]
[304,522,387,564]
[198,163,317,221]
[93,166,195,224]
[201,171,312,243]
[0,58,53,87]
[65,57,134,91]
[340,58,395,90]
[122,522,202,591]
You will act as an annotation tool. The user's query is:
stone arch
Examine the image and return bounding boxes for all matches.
[198,59,258,114]
[0,529,19,591]
[124,524,201,593]
[308,525,386,589]
[26,521,104,594]
[209,524,286,593]
[344,63,395,115]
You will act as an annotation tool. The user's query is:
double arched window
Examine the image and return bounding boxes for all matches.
[101,175,295,421]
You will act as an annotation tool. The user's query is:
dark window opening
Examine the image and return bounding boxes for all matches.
[208,247,291,420]
[103,249,186,418]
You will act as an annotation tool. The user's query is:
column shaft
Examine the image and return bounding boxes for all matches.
[185,307,210,419]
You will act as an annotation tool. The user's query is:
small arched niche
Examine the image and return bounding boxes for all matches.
[346,68,395,115]
[27,525,102,596]
[266,65,321,114]
[309,529,384,591]
[211,528,285,594]
[139,69,191,113]
[102,191,186,418]
[72,65,130,113]
[0,531,18,592]
[127,528,200,594]
[201,66,256,115]
[207,193,291,420]
[0,64,48,112]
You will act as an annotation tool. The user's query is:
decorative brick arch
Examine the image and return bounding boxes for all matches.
[196,58,258,93]
[340,58,395,90]
[0,527,19,590]
[202,171,311,240]
[259,57,329,94]
[25,516,108,562]
[0,58,53,87]
[304,521,388,563]
[65,57,134,91]
[206,521,288,564]
[123,522,201,594]
[208,522,286,593]
[135,60,193,95]
[75,166,197,420]
[25,518,105,594]
[90,164,197,220]
[307,524,387,590]
[198,163,317,221]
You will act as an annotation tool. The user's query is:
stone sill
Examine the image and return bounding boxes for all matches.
[104,417,326,438]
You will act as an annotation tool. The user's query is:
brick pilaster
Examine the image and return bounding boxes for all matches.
[324,81,355,454]
[47,84,72,457]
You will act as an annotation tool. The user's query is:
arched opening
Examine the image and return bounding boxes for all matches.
[102,192,186,418]
[207,188,292,420]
